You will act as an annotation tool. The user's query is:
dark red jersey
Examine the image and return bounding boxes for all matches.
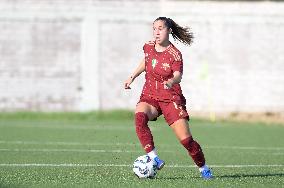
[141,42,186,104]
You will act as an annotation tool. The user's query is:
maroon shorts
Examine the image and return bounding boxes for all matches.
[138,95,189,125]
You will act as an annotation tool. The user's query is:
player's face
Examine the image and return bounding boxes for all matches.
[153,20,171,45]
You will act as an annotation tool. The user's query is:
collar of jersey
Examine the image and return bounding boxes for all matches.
[153,42,173,54]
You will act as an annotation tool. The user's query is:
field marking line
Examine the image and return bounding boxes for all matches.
[271,153,284,155]
[0,148,151,153]
[170,164,284,168]
[1,140,284,151]
[0,163,283,168]
[0,125,135,131]
[0,124,159,131]
[0,148,283,155]
[203,146,284,151]
[0,140,138,146]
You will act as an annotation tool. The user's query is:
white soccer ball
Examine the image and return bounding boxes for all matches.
[133,155,157,178]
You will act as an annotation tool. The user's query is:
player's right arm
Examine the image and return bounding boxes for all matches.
[124,58,146,89]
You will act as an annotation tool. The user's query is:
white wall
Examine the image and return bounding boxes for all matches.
[0,0,283,115]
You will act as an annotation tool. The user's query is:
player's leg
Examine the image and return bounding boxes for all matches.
[135,101,159,154]
[170,119,205,167]
[161,101,212,179]
[170,119,213,179]
[135,102,165,170]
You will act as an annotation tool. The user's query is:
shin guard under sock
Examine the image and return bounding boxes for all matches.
[180,136,205,167]
[135,112,155,153]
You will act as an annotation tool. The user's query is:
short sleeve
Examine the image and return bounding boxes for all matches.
[143,42,155,56]
[143,43,147,53]
[172,53,183,73]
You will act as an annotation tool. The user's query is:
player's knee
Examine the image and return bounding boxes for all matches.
[135,102,149,114]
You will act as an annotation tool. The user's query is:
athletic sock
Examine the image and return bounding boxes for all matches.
[135,112,155,153]
[180,136,205,167]
[147,148,158,159]
[199,165,209,172]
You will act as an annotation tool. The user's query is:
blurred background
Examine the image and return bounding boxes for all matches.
[0,0,283,122]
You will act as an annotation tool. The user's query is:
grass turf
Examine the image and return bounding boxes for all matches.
[0,111,283,188]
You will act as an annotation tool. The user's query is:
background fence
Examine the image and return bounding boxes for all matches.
[0,0,283,118]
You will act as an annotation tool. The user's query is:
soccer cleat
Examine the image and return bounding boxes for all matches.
[153,156,165,170]
[200,167,213,179]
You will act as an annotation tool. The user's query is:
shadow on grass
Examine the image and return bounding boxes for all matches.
[216,173,284,179]
[156,173,284,180]
[155,176,188,180]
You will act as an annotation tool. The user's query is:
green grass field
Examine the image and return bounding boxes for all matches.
[0,111,283,188]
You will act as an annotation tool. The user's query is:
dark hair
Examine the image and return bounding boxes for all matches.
[154,17,194,46]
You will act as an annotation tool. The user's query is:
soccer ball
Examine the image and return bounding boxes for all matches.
[133,155,157,178]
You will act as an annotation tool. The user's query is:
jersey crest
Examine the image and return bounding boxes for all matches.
[162,63,170,71]
[152,59,158,68]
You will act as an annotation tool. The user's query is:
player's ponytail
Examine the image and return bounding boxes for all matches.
[154,17,194,46]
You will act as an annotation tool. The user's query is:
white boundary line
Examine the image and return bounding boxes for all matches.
[0,163,283,168]
[0,148,156,153]
[1,148,282,156]
[0,124,159,131]
[0,125,135,131]
[203,146,284,151]
[0,140,138,146]
[0,148,283,156]
[1,140,284,151]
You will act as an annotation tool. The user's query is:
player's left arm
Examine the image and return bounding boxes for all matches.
[164,50,183,89]
[164,71,182,89]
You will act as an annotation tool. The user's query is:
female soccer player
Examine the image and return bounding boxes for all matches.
[124,17,213,179]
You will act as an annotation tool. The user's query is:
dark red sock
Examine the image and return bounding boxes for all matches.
[180,136,205,167]
[135,112,155,153]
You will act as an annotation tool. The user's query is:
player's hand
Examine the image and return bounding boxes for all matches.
[163,79,174,89]
[124,76,134,89]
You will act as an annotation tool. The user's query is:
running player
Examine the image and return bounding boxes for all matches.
[124,17,213,179]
